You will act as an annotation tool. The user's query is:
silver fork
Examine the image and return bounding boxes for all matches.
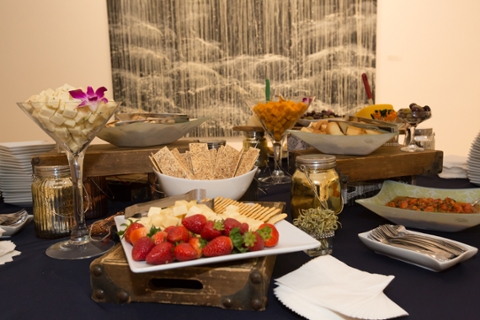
[0,209,28,226]
[381,224,466,256]
[369,226,455,261]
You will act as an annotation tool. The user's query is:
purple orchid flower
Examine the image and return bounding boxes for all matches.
[69,86,108,111]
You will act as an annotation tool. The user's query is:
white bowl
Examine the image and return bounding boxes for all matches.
[97,117,208,147]
[154,167,257,200]
[288,123,398,156]
[356,180,480,232]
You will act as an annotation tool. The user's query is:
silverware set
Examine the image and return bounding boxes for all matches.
[369,224,467,262]
[0,209,28,227]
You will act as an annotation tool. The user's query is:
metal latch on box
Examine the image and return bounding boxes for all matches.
[124,189,213,219]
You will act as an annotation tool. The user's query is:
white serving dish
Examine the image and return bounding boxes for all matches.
[287,126,397,156]
[358,228,477,272]
[356,180,480,232]
[0,215,33,238]
[154,166,257,200]
[97,117,208,147]
[114,215,320,273]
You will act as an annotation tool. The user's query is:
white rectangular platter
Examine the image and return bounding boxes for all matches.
[115,215,320,273]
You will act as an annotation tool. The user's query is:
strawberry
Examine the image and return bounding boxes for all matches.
[146,242,174,265]
[182,214,207,234]
[200,220,224,240]
[131,236,155,261]
[167,225,190,243]
[188,236,206,258]
[119,221,144,244]
[243,231,264,252]
[257,223,280,247]
[202,236,233,257]
[151,230,168,245]
[223,218,248,236]
[174,243,200,261]
[129,227,147,245]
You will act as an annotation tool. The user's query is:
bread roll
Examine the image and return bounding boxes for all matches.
[365,129,382,135]
[346,125,366,136]
[326,122,344,135]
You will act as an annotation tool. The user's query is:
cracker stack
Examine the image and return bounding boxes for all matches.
[152,143,259,180]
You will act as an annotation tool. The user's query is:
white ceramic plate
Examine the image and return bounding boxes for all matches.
[0,215,33,238]
[97,117,209,147]
[358,229,477,272]
[287,127,397,156]
[356,180,480,232]
[114,215,320,273]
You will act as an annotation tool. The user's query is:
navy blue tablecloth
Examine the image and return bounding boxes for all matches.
[1,175,480,320]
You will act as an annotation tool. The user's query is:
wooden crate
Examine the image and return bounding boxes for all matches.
[289,146,443,183]
[90,244,276,310]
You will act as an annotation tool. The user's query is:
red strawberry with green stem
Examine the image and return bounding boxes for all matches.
[182,214,207,234]
[243,231,265,252]
[167,225,190,243]
[200,220,224,240]
[131,236,155,261]
[257,223,280,247]
[118,221,144,244]
[188,236,206,258]
[174,243,201,261]
[146,242,174,265]
[202,236,233,257]
[223,217,248,236]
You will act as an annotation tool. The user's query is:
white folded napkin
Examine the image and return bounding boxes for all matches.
[439,155,468,179]
[274,255,408,320]
[0,240,21,265]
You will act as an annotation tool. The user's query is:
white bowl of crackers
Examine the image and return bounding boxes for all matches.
[151,142,260,200]
[288,119,398,156]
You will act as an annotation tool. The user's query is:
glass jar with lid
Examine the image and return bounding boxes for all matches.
[32,165,74,239]
[291,154,343,220]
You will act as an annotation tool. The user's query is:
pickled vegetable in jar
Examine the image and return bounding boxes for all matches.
[291,154,343,219]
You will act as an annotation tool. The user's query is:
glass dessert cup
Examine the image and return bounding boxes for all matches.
[397,109,432,152]
[17,100,119,259]
[248,97,311,185]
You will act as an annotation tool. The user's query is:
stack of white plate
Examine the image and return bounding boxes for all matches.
[467,131,480,185]
[0,141,55,206]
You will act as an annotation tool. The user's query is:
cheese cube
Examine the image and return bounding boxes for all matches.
[148,207,162,217]
[50,112,66,126]
[63,119,76,128]
[39,106,56,118]
[46,96,60,109]
[172,204,188,216]
[68,126,82,136]
[62,105,77,119]
[163,215,180,227]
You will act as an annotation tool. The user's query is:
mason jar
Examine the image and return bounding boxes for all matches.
[243,130,269,168]
[32,165,74,238]
[291,154,343,220]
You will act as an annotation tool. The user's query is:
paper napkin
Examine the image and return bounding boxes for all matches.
[274,255,408,320]
[0,240,21,265]
[439,155,468,179]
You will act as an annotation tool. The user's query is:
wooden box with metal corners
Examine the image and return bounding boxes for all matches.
[90,244,276,310]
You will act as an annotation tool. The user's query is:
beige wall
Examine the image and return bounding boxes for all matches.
[1,0,479,157]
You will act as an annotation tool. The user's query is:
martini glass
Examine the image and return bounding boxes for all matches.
[248,96,311,185]
[17,100,119,259]
[397,107,432,152]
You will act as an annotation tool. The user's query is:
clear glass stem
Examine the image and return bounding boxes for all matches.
[272,138,285,178]
[406,125,417,148]
[66,150,89,244]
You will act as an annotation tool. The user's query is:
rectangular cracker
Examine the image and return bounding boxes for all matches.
[191,150,215,180]
[153,146,194,179]
[189,142,209,154]
[235,148,260,176]
[213,145,241,179]
[171,148,194,176]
